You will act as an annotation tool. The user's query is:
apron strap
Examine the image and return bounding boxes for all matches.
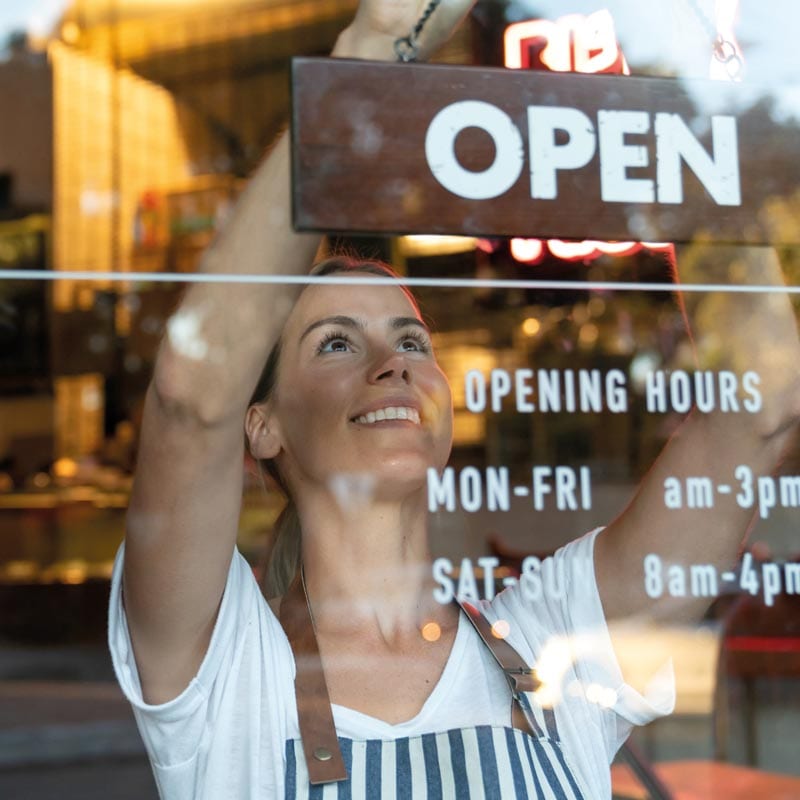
[279,571,347,785]
[454,598,542,737]
[278,575,544,785]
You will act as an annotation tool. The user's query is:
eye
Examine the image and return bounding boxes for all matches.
[398,329,431,354]
[316,330,353,354]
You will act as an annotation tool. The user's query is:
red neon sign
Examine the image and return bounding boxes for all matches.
[504,10,629,75]
[509,238,671,265]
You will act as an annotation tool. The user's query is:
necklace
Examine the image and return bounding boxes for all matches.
[300,564,318,632]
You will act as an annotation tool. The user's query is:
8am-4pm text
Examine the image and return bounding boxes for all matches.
[644,553,800,607]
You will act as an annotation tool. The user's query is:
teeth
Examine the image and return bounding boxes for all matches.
[353,407,421,425]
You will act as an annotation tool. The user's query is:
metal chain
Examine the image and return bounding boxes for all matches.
[394,0,443,62]
[680,0,744,78]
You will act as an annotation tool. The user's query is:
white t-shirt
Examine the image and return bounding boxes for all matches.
[108,528,674,799]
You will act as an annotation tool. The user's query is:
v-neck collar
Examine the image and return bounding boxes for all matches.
[330,611,470,736]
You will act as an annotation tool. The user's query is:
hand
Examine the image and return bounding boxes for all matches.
[334,0,476,61]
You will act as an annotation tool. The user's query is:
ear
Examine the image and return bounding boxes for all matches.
[245,403,282,460]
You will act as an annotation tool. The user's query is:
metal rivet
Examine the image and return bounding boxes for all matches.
[313,747,332,762]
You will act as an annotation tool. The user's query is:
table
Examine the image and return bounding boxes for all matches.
[611,760,800,799]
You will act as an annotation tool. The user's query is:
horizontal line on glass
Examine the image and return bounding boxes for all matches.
[0,270,798,294]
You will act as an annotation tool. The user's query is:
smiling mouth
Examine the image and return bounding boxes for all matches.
[351,406,421,425]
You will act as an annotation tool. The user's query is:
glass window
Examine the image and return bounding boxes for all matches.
[0,2,798,797]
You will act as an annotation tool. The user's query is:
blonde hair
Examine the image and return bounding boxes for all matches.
[247,256,422,598]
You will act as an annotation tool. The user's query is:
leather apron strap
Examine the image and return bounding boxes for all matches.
[279,571,347,785]
[278,575,541,785]
[455,598,542,738]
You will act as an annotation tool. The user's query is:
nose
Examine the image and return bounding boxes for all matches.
[368,350,411,384]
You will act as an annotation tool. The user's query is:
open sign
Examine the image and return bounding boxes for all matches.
[291,58,800,244]
[425,101,740,207]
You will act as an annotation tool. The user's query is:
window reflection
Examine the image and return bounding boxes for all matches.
[0,1,798,798]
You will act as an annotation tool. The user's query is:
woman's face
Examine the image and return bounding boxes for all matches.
[263,276,454,503]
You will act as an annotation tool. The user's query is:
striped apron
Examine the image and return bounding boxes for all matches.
[280,574,586,798]
[284,696,586,798]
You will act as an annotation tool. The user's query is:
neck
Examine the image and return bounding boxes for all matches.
[296,487,452,641]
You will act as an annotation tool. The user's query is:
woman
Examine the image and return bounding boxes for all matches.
[109,1,800,797]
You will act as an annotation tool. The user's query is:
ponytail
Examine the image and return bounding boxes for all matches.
[260,501,301,598]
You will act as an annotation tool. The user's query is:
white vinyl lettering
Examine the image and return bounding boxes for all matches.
[528,106,597,200]
[424,100,524,200]
[425,101,741,207]
[655,113,741,205]
[598,110,654,203]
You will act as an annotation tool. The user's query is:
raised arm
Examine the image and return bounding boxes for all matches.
[595,244,800,623]
[122,0,475,704]
[122,135,319,705]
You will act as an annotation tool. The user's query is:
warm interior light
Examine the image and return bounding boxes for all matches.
[421,622,441,642]
[522,317,541,337]
[53,457,78,479]
[400,235,477,257]
[61,21,80,45]
[578,322,599,347]
[491,619,511,639]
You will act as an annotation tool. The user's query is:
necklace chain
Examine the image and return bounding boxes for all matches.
[300,564,318,632]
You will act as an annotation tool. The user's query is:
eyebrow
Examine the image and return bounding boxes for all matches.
[298,315,430,345]
[391,316,430,334]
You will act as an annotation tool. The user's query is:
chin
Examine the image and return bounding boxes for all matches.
[356,459,431,497]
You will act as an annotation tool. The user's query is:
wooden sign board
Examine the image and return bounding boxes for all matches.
[291,58,800,245]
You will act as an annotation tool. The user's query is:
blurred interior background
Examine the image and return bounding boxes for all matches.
[0,1,798,797]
